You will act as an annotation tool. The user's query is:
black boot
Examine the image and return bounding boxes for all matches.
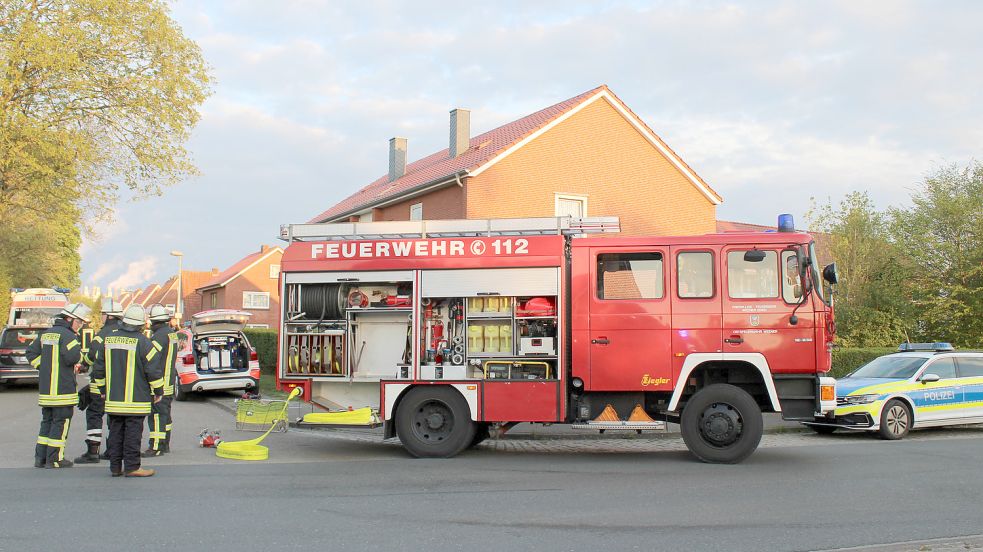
[141,448,162,458]
[99,447,109,460]
[74,441,101,464]
[162,432,171,454]
[47,459,74,469]
[34,457,45,468]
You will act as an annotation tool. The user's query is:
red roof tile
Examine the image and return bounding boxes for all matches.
[198,246,282,290]
[132,284,160,307]
[716,220,777,233]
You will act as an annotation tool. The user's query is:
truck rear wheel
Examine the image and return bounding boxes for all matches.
[680,384,763,464]
[395,386,476,458]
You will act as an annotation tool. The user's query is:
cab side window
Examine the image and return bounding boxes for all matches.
[597,253,664,300]
[924,358,957,379]
[677,251,714,298]
[781,251,803,303]
[727,250,778,299]
[957,357,983,377]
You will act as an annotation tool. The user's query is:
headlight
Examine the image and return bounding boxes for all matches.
[842,394,880,405]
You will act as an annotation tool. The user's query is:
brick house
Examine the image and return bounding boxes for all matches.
[309,85,721,236]
[146,270,216,319]
[194,245,283,328]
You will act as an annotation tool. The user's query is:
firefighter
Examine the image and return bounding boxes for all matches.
[73,298,123,463]
[143,304,177,457]
[26,302,92,469]
[90,305,164,477]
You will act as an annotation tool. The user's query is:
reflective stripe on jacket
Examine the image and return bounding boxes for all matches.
[90,326,164,415]
[150,324,179,396]
[25,319,81,407]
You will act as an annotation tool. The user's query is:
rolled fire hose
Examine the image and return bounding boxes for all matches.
[215,388,302,461]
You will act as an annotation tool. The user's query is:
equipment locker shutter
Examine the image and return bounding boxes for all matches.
[284,271,413,284]
[421,268,559,297]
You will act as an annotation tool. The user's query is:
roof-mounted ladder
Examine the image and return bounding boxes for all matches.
[279,217,620,242]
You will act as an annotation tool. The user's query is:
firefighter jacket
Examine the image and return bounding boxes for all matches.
[25,318,81,407]
[89,324,164,416]
[149,322,178,396]
[82,318,120,395]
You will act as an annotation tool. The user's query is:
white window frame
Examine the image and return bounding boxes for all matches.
[242,291,270,310]
[554,193,588,218]
[409,203,423,220]
[269,264,281,279]
[209,292,217,308]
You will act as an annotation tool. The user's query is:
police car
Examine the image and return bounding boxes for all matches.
[805,343,983,439]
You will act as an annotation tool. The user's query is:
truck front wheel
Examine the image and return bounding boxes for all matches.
[680,384,763,464]
[395,386,476,458]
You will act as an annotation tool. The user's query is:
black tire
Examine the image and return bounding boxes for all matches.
[680,384,763,464]
[173,383,188,402]
[878,399,911,440]
[809,424,837,435]
[395,386,476,458]
[468,423,490,449]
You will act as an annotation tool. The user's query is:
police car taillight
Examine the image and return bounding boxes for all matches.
[897,342,954,352]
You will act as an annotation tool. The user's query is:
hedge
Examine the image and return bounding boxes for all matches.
[830,347,896,378]
[243,329,278,375]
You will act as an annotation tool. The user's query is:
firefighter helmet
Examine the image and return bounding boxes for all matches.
[121,305,146,327]
[60,303,93,324]
[100,297,124,318]
[147,303,172,322]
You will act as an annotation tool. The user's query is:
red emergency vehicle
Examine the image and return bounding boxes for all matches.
[276,216,838,463]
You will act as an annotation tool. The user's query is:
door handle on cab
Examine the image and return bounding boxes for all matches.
[724,336,744,344]
[592,337,610,345]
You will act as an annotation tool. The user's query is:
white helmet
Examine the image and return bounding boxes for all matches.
[148,303,172,322]
[60,303,92,324]
[121,305,146,327]
[100,298,124,318]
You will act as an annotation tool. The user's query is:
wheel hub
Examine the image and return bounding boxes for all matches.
[412,400,454,442]
[700,403,743,447]
[426,412,445,430]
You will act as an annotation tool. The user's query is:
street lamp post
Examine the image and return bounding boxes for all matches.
[170,250,184,322]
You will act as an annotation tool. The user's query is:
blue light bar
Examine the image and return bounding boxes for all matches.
[778,214,795,232]
[897,342,954,352]
[53,287,71,294]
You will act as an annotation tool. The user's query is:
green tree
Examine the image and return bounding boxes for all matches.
[807,192,909,346]
[0,0,211,287]
[888,162,983,347]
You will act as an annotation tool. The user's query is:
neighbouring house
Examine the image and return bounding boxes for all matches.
[147,270,216,318]
[309,84,721,237]
[131,284,160,307]
[194,245,283,328]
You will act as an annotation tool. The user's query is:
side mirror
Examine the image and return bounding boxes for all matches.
[743,250,767,263]
[823,263,839,285]
[920,373,940,384]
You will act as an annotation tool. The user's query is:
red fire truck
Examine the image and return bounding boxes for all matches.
[276,216,838,463]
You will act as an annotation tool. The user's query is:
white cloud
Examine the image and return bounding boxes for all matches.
[107,257,159,291]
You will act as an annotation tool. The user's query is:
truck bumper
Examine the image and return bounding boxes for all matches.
[180,376,259,393]
[0,367,39,383]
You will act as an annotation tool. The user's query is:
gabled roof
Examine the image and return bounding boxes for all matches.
[132,284,160,307]
[147,277,177,306]
[310,85,721,223]
[198,246,283,291]
[716,220,776,233]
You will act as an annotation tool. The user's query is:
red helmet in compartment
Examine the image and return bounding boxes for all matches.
[516,297,556,317]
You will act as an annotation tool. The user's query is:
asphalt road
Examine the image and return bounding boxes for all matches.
[2,381,983,552]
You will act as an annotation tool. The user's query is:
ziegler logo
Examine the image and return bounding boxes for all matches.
[641,374,670,386]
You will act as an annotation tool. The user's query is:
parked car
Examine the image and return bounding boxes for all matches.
[804,343,983,439]
[174,310,261,401]
[0,326,42,387]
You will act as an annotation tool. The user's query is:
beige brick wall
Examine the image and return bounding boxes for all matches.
[373,184,465,221]
[466,98,716,236]
[220,252,282,328]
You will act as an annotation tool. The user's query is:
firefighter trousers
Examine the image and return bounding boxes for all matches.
[147,395,173,451]
[107,415,145,474]
[36,406,73,465]
[84,389,105,445]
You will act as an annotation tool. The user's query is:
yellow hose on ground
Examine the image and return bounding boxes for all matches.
[216,388,302,461]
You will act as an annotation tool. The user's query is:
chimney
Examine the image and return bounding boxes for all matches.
[449,108,470,158]
[211,268,219,275]
[260,245,269,253]
[388,137,407,181]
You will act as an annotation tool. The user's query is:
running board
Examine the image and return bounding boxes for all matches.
[571,421,667,433]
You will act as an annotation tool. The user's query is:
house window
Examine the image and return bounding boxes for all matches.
[409,203,423,220]
[597,252,664,300]
[269,264,280,279]
[555,193,587,218]
[243,291,270,310]
[210,292,217,308]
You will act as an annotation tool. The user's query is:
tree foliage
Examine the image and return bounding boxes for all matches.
[811,162,983,348]
[0,0,211,290]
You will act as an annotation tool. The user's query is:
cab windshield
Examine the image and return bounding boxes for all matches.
[849,356,927,379]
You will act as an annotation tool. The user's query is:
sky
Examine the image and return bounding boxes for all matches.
[80,0,983,292]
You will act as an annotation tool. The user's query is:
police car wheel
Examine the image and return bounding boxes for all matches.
[173,384,187,402]
[396,386,476,458]
[878,399,911,440]
[680,384,763,464]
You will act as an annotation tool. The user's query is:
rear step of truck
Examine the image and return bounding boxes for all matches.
[571,421,667,434]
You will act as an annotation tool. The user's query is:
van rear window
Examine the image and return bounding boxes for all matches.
[1,329,38,348]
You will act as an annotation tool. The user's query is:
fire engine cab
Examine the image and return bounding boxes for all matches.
[276,216,838,463]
